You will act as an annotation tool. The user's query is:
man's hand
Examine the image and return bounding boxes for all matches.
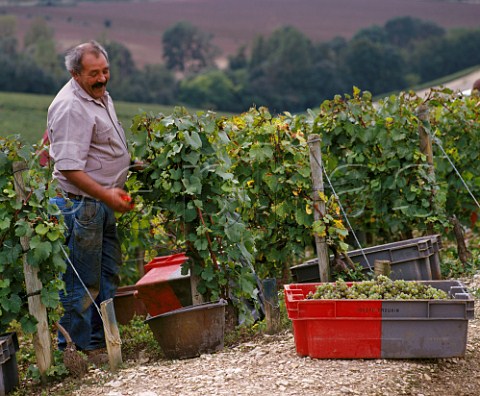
[105,188,135,213]
[60,170,135,213]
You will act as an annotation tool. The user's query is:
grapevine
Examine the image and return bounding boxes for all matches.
[1,87,479,333]
[222,107,314,280]
[298,88,447,242]
[0,135,66,334]
[130,107,258,322]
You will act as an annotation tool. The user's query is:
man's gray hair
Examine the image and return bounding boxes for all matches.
[65,40,109,74]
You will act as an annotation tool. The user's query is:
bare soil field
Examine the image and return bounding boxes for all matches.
[2,0,480,68]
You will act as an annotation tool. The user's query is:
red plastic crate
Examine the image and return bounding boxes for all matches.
[144,252,188,273]
[135,254,192,317]
[284,281,474,359]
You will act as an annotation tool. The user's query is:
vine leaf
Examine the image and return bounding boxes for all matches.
[184,131,202,149]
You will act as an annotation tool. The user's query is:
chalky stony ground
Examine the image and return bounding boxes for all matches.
[38,276,480,396]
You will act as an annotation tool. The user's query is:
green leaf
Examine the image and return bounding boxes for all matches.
[20,316,38,334]
[201,266,215,282]
[0,217,10,230]
[183,175,202,194]
[14,220,30,237]
[35,223,49,236]
[0,278,11,289]
[169,168,182,180]
[224,221,245,243]
[46,229,62,242]
[1,294,22,313]
[392,132,406,142]
[0,152,8,168]
[53,254,67,272]
[193,237,208,251]
[184,131,202,149]
[29,240,53,263]
[182,151,200,165]
[215,170,234,181]
[249,143,274,161]
[295,207,312,226]
[239,275,255,295]
[184,207,197,222]
[41,288,61,308]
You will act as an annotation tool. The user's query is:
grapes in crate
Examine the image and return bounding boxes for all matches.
[307,275,449,300]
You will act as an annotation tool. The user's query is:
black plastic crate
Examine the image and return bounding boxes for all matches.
[0,333,19,396]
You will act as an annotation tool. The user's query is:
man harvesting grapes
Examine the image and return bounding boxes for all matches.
[47,40,134,364]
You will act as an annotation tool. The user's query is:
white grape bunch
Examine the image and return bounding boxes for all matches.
[307,275,449,300]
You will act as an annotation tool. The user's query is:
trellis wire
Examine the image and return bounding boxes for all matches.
[427,127,480,211]
[321,166,373,270]
[307,142,372,270]
[60,244,121,345]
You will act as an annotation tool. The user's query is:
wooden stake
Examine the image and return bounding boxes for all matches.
[135,247,145,278]
[307,134,330,282]
[374,260,391,277]
[190,270,205,305]
[262,278,280,334]
[417,105,436,234]
[12,161,52,381]
[100,299,123,371]
[450,215,472,265]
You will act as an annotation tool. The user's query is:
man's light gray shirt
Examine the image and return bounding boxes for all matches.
[47,79,130,197]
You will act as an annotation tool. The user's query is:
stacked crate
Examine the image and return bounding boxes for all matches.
[290,235,443,282]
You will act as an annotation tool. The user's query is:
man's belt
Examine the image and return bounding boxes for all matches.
[65,192,96,201]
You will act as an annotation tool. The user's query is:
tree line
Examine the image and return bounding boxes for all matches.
[1,14,480,113]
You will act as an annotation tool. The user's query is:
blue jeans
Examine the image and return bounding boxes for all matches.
[51,196,121,351]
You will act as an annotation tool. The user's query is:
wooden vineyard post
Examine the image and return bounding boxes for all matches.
[12,161,52,381]
[190,271,205,305]
[100,299,123,370]
[135,247,145,278]
[374,260,391,277]
[262,278,280,334]
[307,134,330,282]
[450,214,472,265]
[417,105,436,234]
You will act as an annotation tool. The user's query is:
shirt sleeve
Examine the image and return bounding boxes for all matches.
[48,100,93,171]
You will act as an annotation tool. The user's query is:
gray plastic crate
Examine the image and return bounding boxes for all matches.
[382,279,473,358]
[290,235,442,282]
[0,333,19,396]
[355,234,442,279]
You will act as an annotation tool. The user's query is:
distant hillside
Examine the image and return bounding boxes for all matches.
[1,0,480,68]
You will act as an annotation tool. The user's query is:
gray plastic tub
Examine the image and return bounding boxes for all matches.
[290,235,442,282]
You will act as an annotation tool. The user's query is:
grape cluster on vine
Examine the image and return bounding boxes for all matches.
[306,275,449,300]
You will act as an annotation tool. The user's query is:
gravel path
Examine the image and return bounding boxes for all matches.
[63,326,480,396]
[43,277,480,396]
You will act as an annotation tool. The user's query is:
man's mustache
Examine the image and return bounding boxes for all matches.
[92,82,106,89]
